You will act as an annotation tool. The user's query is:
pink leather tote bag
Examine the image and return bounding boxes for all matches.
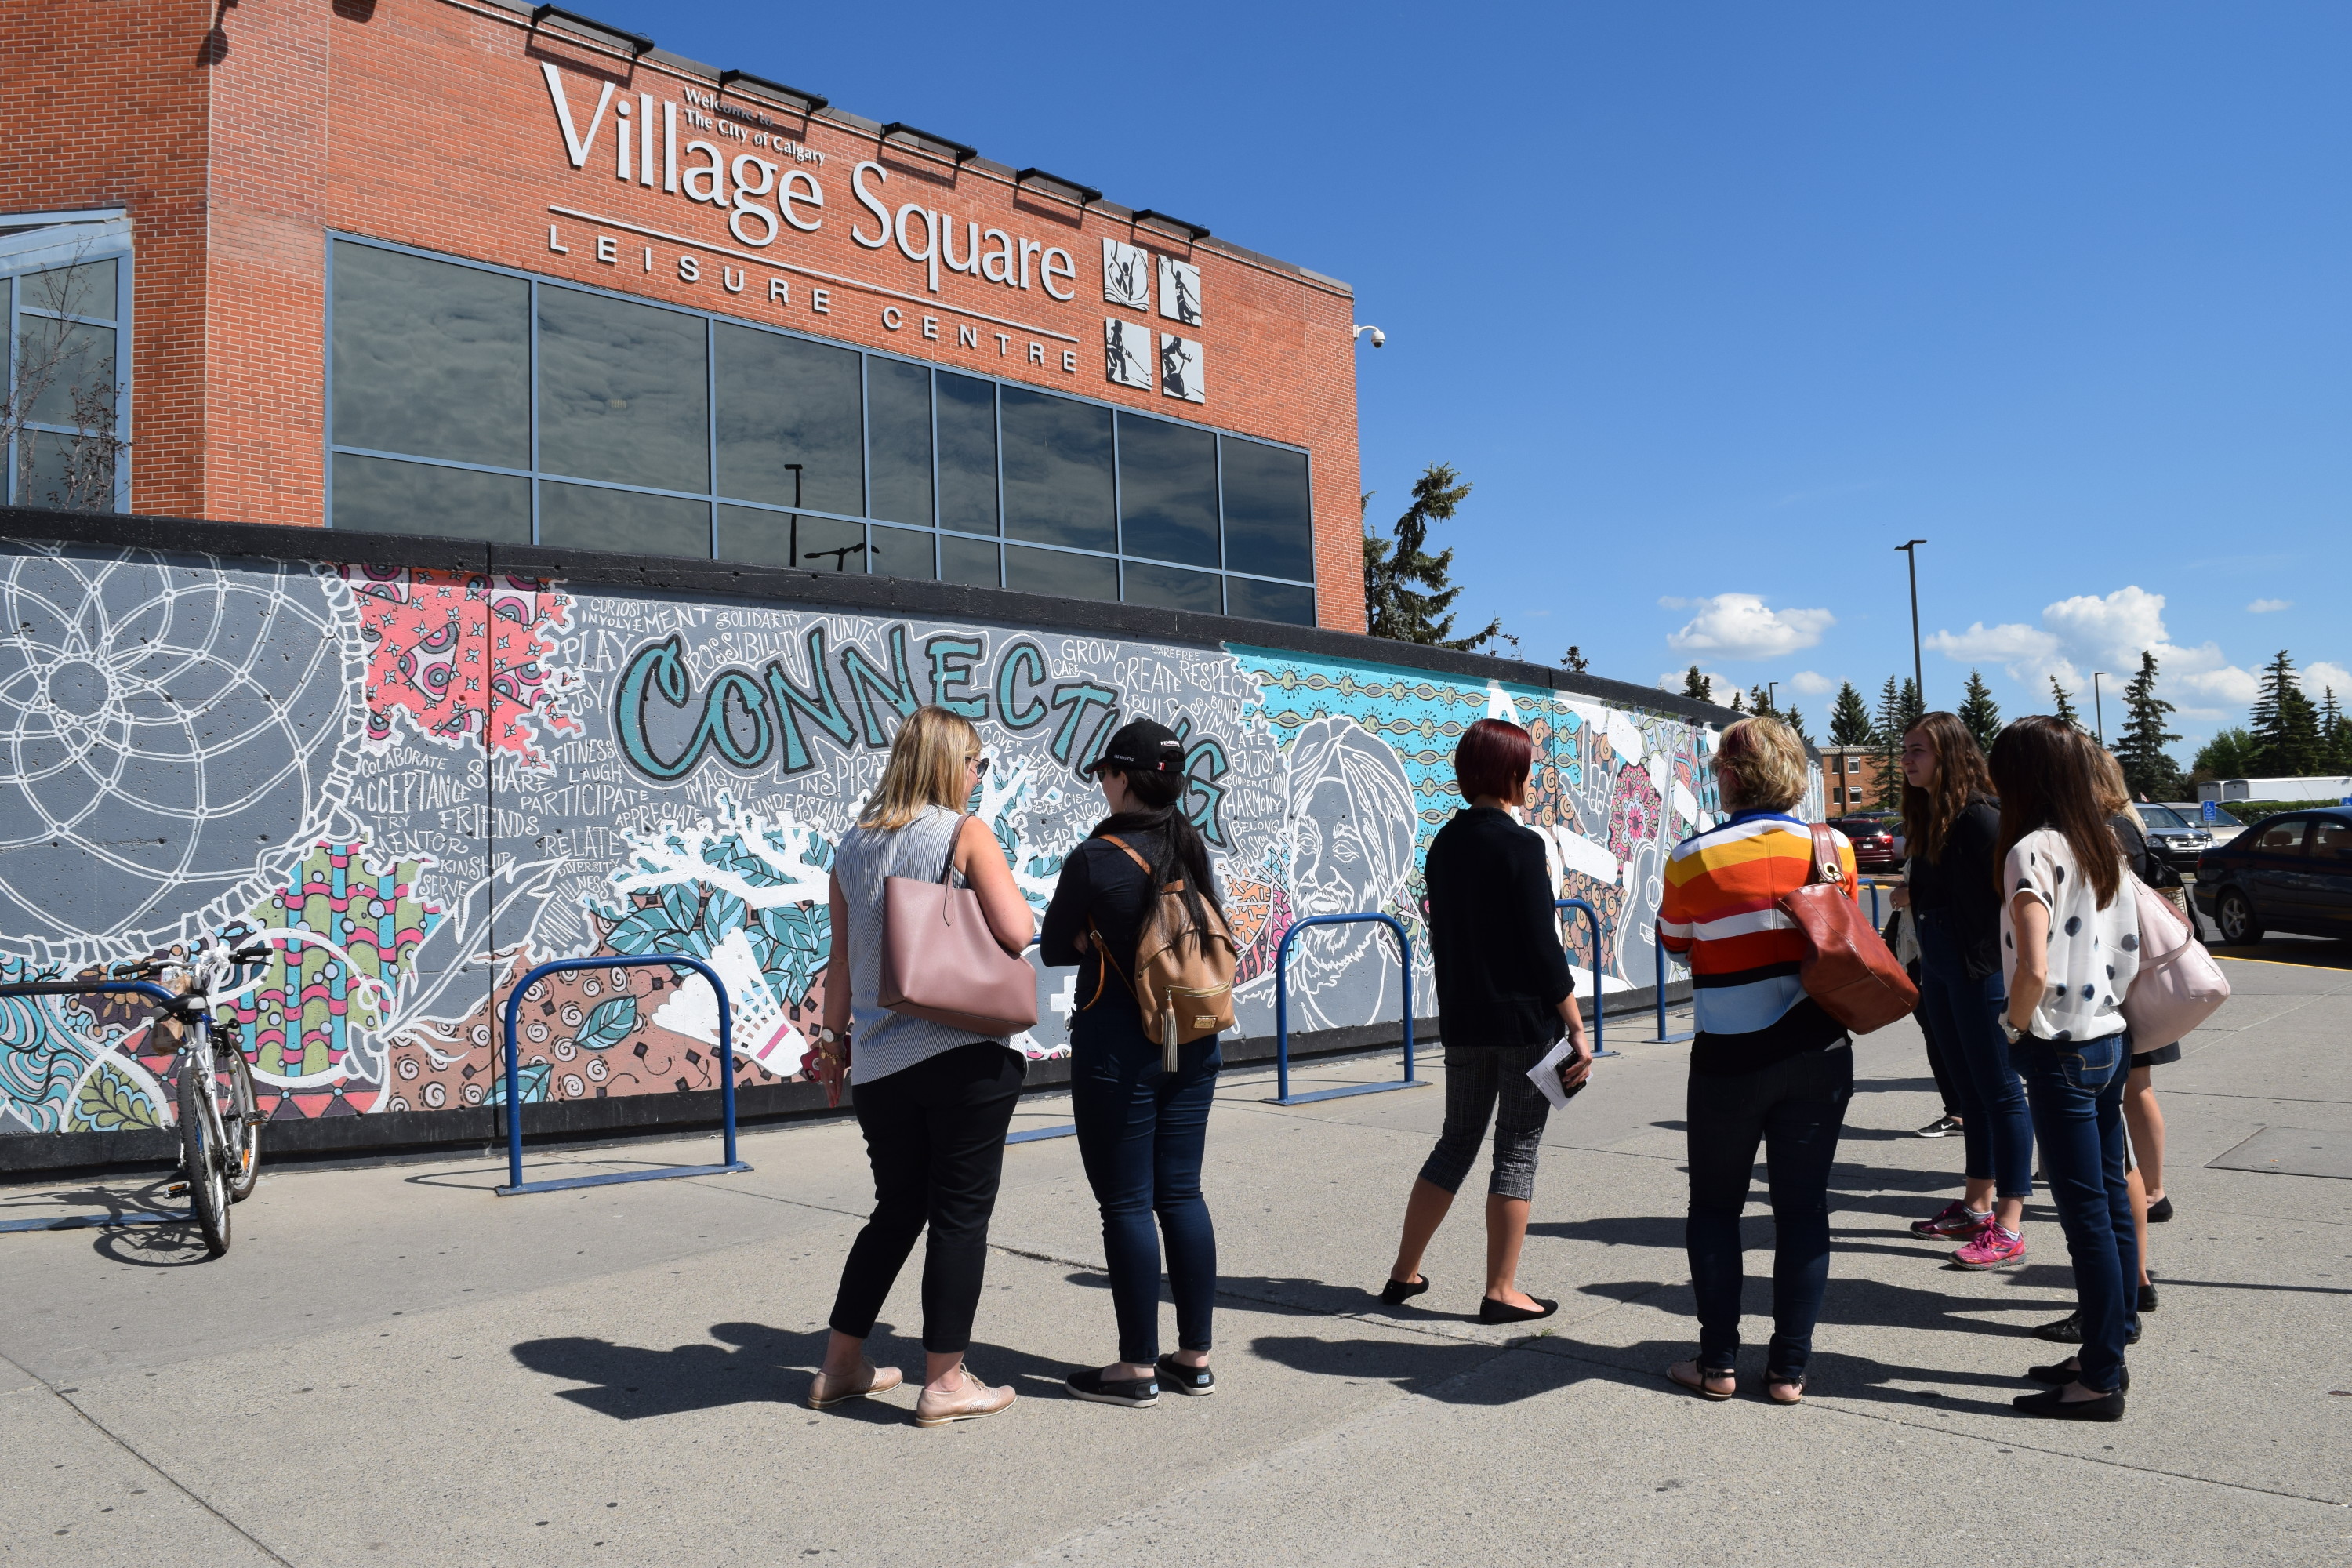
[877,817,1038,1038]
[2119,873,2230,1051]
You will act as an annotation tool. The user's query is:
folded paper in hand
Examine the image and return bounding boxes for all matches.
[1526,1035,1584,1111]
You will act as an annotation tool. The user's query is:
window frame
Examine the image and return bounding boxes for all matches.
[3,211,135,514]
[322,232,1318,622]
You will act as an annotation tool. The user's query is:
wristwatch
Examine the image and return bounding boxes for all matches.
[816,1026,846,1047]
[1999,1016,2024,1045]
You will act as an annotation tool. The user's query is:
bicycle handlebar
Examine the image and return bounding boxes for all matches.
[0,978,185,1008]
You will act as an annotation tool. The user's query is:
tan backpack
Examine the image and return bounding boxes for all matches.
[1087,835,1239,1071]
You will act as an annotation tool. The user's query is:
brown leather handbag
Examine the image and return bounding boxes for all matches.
[877,817,1039,1038]
[1780,824,1918,1034]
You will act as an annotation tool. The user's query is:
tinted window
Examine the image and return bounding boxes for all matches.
[537,288,709,492]
[717,505,803,568]
[1001,387,1114,552]
[2138,805,2187,830]
[1123,560,1221,614]
[26,260,117,321]
[936,372,997,535]
[16,430,116,512]
[331,242,528,468]
[1219,437,1311,583]
[333,452,529,543]
[1225,575,1315,626]
[793,514,869,573]
[868,524,936,581]
[1118,413,1218,568]
[1005,543,1118,601]
[866,358,933,526]
[16,320,114,430]
[2310,818,2352,853]
[713,325,862,514]
[939,534,999,587]
[539,481,709,555]
[2254,818,2309,852]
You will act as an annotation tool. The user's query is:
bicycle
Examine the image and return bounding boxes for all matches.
[0,924,274,1255]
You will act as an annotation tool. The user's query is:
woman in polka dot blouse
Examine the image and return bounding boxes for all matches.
[1988,717,2143,1421]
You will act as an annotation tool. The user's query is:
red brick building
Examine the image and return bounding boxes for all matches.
[1819,746,1894,817]
[2,0,1361,628]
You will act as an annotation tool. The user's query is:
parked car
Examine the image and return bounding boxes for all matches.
[1831,815,1902,872]
[2160,801,2246,851]
[2192,808,2352,944]
[2134,803,2217,872]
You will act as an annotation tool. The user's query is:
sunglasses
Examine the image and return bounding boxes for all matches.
[966,754,991,779]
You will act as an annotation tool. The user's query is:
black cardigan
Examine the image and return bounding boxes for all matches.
[1908,797,2003,982]
[1425,807,1573,1048]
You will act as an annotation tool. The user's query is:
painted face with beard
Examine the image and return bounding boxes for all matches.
[1281,717,1417,1029]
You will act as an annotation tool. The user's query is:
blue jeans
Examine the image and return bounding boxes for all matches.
[1686,1044,1853,1381]
[1069,1010,1221,1365]
[2013,1030,2139,1393]
[1915,909,2034,1200]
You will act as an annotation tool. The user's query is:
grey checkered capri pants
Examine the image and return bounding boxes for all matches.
[1417,1042,1556,1202]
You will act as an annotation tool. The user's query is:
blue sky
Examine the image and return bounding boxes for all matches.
[586,2,2350,759]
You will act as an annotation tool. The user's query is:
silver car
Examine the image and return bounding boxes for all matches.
[2141,802,2225,869]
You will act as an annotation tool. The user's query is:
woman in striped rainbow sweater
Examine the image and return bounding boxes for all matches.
[1655,716,1857,1406]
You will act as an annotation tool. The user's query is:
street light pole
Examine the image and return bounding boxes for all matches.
[1896,539,1927,705]
[2092,671,2108,745]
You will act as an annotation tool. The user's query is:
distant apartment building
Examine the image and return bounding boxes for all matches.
[1820,746,1893,815]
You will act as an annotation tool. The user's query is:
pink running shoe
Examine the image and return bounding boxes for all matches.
[1910,1201,1992,1241]
[1952,1224,2027,1269]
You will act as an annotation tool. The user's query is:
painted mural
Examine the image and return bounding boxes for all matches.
[0,539,1796,1144]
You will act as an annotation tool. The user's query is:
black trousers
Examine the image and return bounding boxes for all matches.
[827,1040,1024,1354]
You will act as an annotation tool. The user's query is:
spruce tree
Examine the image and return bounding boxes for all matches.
[1828,681,1875,746]
[1748,684,1777,717]
[1362,463,1500,651]
[1560,645,1590,674]
[2048,675,2081,729]
[1783,705,1813,746]
[2114,651,2183,801]
[1871,676,1921,810]
[2321,688,2350,773]
[1729,689,1746,714]
[1681,665,1714,704]
[2249,650,2322,776]
[1956,670,2002,756]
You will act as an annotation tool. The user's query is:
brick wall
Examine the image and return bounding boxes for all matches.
[7,0,1366,629]
[0,0,212,516]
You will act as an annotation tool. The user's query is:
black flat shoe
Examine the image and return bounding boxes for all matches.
[1378,1273,1431,1306]
[2013,1385,2125,1421]
[2138,1282,2159,1312]
[2147,1196,2173,1223]
[1156,1353,1214,1396]
[2031,1311,2143,1346]
[2027,1359,2130,1393]
[1065,1368,1158,1409]
[1478,1295,1558,1325]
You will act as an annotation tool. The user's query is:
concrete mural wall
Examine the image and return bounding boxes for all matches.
[0,524,1784,1159]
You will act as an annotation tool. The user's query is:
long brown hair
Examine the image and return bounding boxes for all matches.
[1900,711,1992,863]
[1988,716,2122,909]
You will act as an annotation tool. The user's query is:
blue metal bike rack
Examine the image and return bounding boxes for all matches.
[1646,933,1694,1044]
[1555,899,1616,1058]
[0,978,201,1234]
[1266,912,1425,1106]
[498,955,753,1196]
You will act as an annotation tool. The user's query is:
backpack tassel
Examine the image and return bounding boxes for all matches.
[1160,1007,1179,1075]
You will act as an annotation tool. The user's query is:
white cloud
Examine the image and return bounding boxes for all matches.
[2307,661,2352,699]
[1664,593,1834,660]
[1789,670,1837,695]
[2247,598,2291,614]
[1927,585,2257,710]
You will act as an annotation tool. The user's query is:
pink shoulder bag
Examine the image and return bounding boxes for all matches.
[2119,872,2229,1051]
[877,815,1039,1038]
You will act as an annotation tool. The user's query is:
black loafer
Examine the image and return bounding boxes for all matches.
[1478,1295,1558,1325]
[2031,1311,2142,1346]
[1065,1368,1157,1408]
[2138,1282,2159,1312]
[2013,1385,2125,1421]
[2027,1359,2130,1393]
[1378,1273,1431,1306]
[2147,1196,2173,1223]
[1156,1354,1214,1396]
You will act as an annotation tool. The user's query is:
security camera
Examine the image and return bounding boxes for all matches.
[1352,324,1385,347]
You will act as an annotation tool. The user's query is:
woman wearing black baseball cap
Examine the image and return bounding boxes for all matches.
[1040,717,1229,1409]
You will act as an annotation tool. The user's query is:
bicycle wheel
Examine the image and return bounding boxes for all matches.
[176,1054,231,1256]
[221,1043,262,1203]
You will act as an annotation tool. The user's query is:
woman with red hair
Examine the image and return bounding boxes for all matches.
[1378,717,1592,1324]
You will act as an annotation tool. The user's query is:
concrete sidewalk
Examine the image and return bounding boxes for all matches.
[3,949,2348,1566]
